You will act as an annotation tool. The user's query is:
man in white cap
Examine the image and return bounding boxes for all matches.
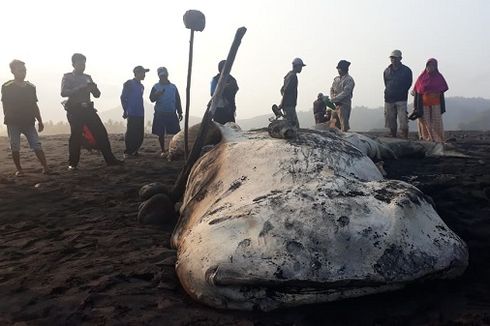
[149,67,183,157]
[279,57,306,128]
[383,49,413,138]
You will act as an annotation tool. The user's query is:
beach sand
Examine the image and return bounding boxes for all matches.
[0,131,489,325]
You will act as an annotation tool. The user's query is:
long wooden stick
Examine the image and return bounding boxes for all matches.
[184,29,195,162]
[171,26,247,201]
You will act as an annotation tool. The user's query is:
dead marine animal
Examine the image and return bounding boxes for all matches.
[171,125,468,311]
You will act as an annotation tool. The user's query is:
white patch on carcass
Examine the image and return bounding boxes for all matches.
[173,127,468,311]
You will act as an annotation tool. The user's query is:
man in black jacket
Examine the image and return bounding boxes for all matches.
[280,57,306,128]
[61,53,123,170]
[383,50,412,138]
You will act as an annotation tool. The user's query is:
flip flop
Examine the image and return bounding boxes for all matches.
[15,170,24,177]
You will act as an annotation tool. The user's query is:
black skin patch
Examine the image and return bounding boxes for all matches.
[259,221,274,237]
[237,238,251,249]
[228,176,248,192]
[286,241,305,255]
[337,216,350,227]
[374,244,436,281]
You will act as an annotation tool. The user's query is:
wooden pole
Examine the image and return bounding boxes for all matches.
[184,29,195,162]
[171,27,247,202]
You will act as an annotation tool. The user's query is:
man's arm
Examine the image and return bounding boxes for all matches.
[89,77,101,98]
[404,68,413,93]
[61,74,82,97]
[175,88,183,120]
[120,81,130,117]
[33,103,44,132]
[210,76,218,96]
[149,86,159,103]
[280,73,296,107]
[331,78,354,103]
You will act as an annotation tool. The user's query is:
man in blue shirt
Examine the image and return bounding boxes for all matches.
[121,65,149,157]
[149,67,183,156]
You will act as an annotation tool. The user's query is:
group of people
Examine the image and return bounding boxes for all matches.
[0,53,239,176]
[120,65,183,158]
[280,57,355,132]
[307,50,449,143]
[1,50,448,176]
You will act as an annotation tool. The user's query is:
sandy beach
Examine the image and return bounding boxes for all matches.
[0,131,489,325]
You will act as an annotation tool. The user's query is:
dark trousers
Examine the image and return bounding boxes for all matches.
[67,107,116,166]
[213,107,235,125]
[124,116,145,154]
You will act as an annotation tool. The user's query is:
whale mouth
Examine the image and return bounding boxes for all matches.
[205,262,466,294]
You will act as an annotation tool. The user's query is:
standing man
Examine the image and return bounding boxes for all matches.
[121,65,149,157]
[280,57,306,128]
[61,53,123,170]
[210,60,239,124]
[1,60,49,176]
[330,60,355,132]
[149,67,183,157]
[383,49,413,138]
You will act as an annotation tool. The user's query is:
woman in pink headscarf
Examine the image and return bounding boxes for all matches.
[412,58,449,142]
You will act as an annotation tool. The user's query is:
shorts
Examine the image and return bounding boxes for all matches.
[7,124,42,152]
[384,101,408,130]
[152,111,181,137]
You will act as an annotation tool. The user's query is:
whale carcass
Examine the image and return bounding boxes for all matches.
[171,125,468,311]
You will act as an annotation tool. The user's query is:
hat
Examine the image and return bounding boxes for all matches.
[390,50,402,58]
[157,67,168,77]
[292,57,306,67]
[336,60,351,70]
[133,66,149,74]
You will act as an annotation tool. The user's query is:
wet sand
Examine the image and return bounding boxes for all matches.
[0,131,489,325]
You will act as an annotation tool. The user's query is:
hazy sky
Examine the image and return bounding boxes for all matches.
[1,0,489,122]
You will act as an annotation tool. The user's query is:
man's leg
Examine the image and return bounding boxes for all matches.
[283,106,300,128]
[158,135,166,153]
[338,104,351,132]
[134,116,145,154]
[7,125,23,174]
[23,125,49,173]
[125,116,138,155]
[67,111,84,167]
[384,102,397,137]
[397,101,409,139]
[85,110,120,164]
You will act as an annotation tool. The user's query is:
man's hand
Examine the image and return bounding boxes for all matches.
[178,112,183,121]
[38,121,44,132]
[155,89,165,97]
[122,111,128,119]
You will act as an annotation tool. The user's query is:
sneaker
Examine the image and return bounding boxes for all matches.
[68,165,78,171]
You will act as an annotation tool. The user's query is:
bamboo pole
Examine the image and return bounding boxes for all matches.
[184,29,195,162]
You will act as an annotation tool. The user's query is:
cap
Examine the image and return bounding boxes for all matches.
[133,66,149,74]
[292,57,306,67]
[157,67,168,77]
[390,50,402,58]
[336,60,351,70]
